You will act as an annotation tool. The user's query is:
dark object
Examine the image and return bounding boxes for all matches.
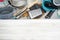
[29,4,40,10]
[45,9,55,19]
[44,1,57,9]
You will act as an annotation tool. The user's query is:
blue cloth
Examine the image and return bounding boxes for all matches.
[0,7,14,19]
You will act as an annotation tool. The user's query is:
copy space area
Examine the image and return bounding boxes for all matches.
[0,20,60,40]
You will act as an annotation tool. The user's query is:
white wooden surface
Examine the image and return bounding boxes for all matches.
[0,20,60,40]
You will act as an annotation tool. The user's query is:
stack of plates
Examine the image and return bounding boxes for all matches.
[9,0,27,7]
[53,0,60,6]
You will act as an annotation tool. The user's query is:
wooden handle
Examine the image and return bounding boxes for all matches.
[27,0,38,8]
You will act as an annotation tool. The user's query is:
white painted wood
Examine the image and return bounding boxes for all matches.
[0,20,60,40]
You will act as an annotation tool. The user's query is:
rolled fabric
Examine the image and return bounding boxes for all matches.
[0,7,14,19]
